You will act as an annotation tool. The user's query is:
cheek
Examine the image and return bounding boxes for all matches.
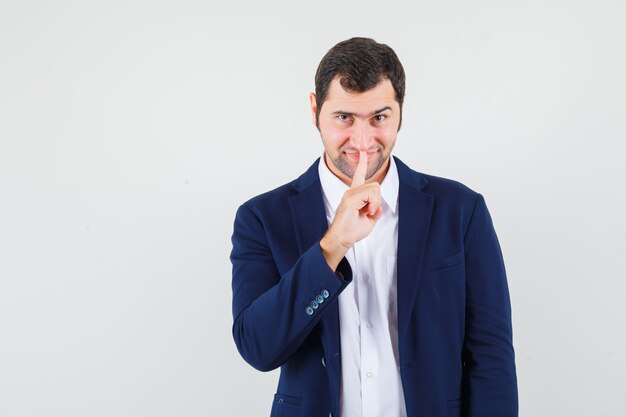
[376,127,397,146]
[322,128,349,149]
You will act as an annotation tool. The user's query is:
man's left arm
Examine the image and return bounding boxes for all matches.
[462,193,518,416]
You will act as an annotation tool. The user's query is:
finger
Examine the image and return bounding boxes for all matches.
[367,196,382,216]
[359,199,381,217]
[352,182,381,209]
[350,151,368,189]
[368,206,383,222]
[355,187,382,214]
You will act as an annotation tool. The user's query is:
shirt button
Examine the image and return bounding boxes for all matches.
[366,372,374,378]
[366,322,373,329]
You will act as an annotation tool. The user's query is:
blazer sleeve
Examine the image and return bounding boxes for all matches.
[230,202,352,372]
[462,194,519,416]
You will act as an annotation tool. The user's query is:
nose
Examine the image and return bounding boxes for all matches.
[349,122,375,151]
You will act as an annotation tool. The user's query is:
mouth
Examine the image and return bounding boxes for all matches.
[344,150,379,162]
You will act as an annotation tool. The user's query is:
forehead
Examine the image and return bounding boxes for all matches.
[323,77,398,112]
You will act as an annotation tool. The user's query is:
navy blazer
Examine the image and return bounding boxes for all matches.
[231,156,518,417]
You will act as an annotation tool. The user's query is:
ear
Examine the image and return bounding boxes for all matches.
[308,92,318,127]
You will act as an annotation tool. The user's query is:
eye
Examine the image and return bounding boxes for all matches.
[338,114,351,122]
[373,114,386,123]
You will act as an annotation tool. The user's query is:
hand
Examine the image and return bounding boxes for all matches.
[320,151,383,271]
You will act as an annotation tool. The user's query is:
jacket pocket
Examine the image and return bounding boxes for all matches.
[447,398,461,409]
[271,393,302,417]
[447,398,462,417]
[423,251,464,274]
[273,393,302,406]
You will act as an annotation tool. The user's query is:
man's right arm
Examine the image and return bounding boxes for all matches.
[230,202,351,372]
[231,152,381,372]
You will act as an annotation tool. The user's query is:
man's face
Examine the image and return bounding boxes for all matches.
[310,77,401,185]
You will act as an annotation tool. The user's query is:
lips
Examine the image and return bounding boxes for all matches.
[344,150,378,162]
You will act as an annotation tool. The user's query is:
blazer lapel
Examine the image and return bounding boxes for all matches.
[394,157,434,342]
[288,158,342,402]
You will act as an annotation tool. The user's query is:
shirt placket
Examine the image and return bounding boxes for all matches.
[355,239,378,417]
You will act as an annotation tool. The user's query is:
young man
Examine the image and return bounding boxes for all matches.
[230,37,518,417]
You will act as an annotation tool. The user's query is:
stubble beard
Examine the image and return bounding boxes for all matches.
[329,148,389,181]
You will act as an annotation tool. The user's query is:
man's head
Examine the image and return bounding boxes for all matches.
[309,37,406,184]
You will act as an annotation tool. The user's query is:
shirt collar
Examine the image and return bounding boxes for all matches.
[318,152,399,215]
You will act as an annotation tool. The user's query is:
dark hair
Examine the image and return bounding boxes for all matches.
[314,37,406,129]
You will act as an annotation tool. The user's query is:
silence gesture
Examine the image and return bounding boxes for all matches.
[319,151,383,271]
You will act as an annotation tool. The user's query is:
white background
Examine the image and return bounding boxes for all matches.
[1,1,625,416]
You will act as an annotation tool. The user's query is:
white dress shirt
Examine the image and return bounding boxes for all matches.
[318,154,407,417]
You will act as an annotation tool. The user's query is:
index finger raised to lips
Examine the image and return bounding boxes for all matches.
[350,151,367,189]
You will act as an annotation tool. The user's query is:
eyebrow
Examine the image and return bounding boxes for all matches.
[331,106,393,118]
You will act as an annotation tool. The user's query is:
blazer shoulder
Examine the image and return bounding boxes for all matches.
[237,159,320,215]
[242,182,295,207]
[422,172,478,199]
[395,156,479,204]
[421,173,482,220]
[416,172,484,233]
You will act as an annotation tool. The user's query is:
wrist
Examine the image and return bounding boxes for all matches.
[320,233,350,272]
